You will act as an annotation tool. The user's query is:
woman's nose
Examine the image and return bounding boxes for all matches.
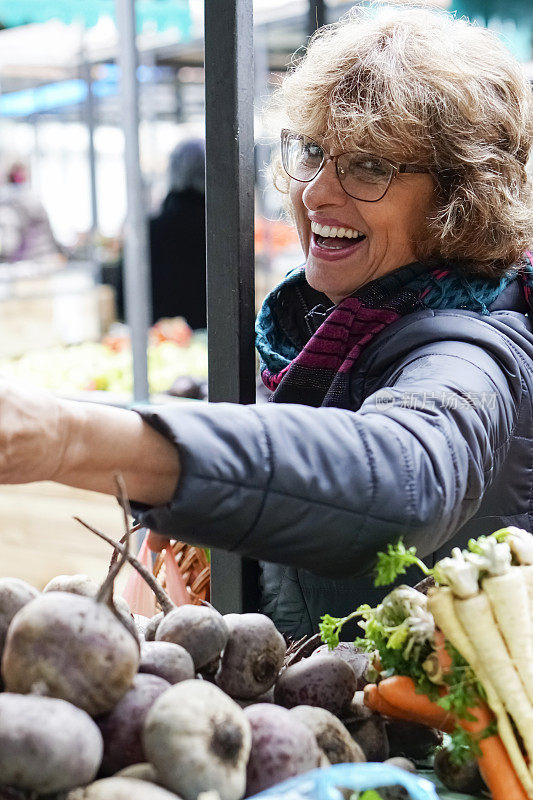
[302,159,346,209]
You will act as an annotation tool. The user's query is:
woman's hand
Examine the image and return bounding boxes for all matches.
[0,378,70,484]
[0,377,181,505]
[146,531,172,552]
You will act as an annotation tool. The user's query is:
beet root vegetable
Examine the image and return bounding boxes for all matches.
[44,573,100,596]
[139,641,195,685]
[376,759,418,800]
[145,612,164,642]
[67,777,183,800]
[386,719,442,761]
[98,673,171,776]
[433,747,485,795]
[133,614,151,640]
[311,643,369,690]
[115,763,161,784]
[274,654,356,716]
[343,715,389,762]
[0,577,39,655]
[155,605,229,671]
[235,687,275,709]
[0,693,103,793]
[2,591,139,715]
[344,690,374,721]
[143,679,251,800]
[290,705,365,765]
[215,613,286,699]
[43,574,133,627]
[244,703,321,796]
[385,757,417,773]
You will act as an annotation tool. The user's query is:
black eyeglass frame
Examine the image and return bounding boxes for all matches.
[280,129,431,203]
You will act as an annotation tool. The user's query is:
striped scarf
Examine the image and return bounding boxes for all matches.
[256,256,533,409]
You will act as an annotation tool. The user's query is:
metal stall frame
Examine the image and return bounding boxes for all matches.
[205,1,326,613]
[116,0,152,404]
[309,0,326,36]
[204,0,259,615]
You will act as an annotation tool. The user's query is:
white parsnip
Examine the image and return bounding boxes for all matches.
[428,587,533,798]
[506,528,533,566]
[482,569,533,707]
[519,564,533,622]
[454,591,533,777]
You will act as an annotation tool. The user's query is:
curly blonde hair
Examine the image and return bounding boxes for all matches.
[269,5,533,276]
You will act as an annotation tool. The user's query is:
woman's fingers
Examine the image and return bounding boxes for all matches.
[146,531,172,552]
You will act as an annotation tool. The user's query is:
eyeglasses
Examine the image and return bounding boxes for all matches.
[280,129,430,202]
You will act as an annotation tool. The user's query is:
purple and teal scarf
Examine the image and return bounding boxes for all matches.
[256,255,533,409]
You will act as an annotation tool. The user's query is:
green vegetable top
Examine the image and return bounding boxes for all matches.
[374,540,432,587]
[373,531,518,594]
[320,585,437,697]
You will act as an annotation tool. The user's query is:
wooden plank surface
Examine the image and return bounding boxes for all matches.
[0,482,137,592]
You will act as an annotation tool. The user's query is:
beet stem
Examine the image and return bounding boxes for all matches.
[74,516,175,614]
[107,524,142,576]
[94,473,131,606]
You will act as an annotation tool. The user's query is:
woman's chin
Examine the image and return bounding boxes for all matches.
[305,259,366,303]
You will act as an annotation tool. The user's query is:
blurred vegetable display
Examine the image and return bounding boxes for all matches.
[0,318,207,396]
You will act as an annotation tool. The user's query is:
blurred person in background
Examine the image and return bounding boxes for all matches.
[110,138,207,329]
[149,137,206,328]
[0,162,62,264]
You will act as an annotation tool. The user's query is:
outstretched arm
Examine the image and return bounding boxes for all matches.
[0,379,180,505]
[131,332,521,576]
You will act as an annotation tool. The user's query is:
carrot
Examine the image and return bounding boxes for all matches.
[364,681,455,732]
[376,675,455,732]
[459,702,529,800]
[364,683,405,718]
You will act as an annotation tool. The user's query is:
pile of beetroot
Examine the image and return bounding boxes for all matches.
[0,503,447,800]
[0,577,447,800]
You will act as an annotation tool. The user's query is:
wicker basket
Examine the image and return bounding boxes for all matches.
[153,541,210,605]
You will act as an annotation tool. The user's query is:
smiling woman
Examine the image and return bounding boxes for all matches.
[0,5,532,639]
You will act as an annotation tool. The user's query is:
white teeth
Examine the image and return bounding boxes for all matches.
[310,221,362,239]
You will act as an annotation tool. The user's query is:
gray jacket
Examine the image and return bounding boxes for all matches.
[135,281,533,638]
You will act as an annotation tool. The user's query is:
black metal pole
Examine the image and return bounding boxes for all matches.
[204,0,258,614]
[308,0,326,38]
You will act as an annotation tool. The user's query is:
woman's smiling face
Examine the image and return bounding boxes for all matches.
[289,145,437,304]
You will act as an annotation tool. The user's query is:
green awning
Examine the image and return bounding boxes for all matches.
[0,0,191,34]
[451,0,533,61]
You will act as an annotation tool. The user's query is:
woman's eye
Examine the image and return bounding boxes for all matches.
[303,144,322,160]
[349,158,389,180]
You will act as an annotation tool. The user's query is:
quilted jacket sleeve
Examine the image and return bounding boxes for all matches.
[132,321,522,578]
